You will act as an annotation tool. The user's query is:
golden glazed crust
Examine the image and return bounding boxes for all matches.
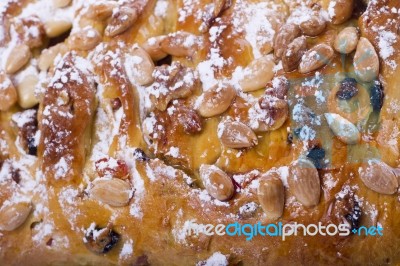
[1,0,400,265]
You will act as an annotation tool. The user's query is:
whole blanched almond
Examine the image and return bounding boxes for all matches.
[53,0,71,8]
[282,36,307,72]
[239,55,275,92]
[197,83,236,117]
[218,120,258,149]
[300,15,326,36]
[105,6,138,37]
[274,23,301,59]
[68,28,101,51]
[5,44,31,74]
[328,0,354,25]
[359,160,398,194]
[125,46,155,86]
[299,44,334,74]
[0,72,17,111]
[90,178,132,207]
[160,31,198,57]
[353,37,379,82]
[85,2,117,20]
[45,19,72,38]
[257,171,285,220]
[325,113,360,144]
[288,158,320,207]
[16,75,39,109]
[141,36,168,61]
[199,164,234,201]
[334,27,359,54]
[0,201,32,231]
[38,43,68,71]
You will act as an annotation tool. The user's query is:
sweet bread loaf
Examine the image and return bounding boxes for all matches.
[1,0,400,265]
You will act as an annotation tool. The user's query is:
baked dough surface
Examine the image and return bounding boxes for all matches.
[1,0,400,265]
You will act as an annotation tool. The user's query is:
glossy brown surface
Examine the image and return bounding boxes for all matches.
[1,0,400,265]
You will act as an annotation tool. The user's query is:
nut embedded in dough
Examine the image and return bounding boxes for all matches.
[0,72,17,111]
[257,171,285,220]
[249,95,289,132]
[288,158,321,207]
[282,36,307,72]
[197,83,236,118]
[160,31,200,57]
[199,164,235,201]
[353,37,380,82]
[89,178,132,207]
[5,44,31,74]
[105,6,138,37]
[0,201,32,231]
[324,113,361,145]
[273,23,301,59]
[44,19,72,38]
[334,26,359,54]
[329,0,354,25]
[239,55,275,92]
[68,27,102,51]
[299,43,334,74]
[359,160,399,195]
[218,120,258,149]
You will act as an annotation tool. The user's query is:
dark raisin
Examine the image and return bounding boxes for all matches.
[336,78,358,100]
[30,220,42,229]
[293,127,302,137]
[84,224,120,254]
[353,0,367,18]
[111,98,122,111]
[307,147,326,169]
[307,147,325,160]
[48,28,71,47]
[11,169,20,184]
[46,238,53,246]
[27,137,37,156]
[156,55,172,66]
[134,255,150,266]
[287,132,293,144]
[370,81,384,111]
[231,177,242,191]
[345,201,361,231]
[12,109,38,156]
[103,230,120,253]
[133,148,150,162]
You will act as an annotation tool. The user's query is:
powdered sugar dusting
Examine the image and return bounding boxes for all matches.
[377,30,397,69]
[197,252,228,266]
